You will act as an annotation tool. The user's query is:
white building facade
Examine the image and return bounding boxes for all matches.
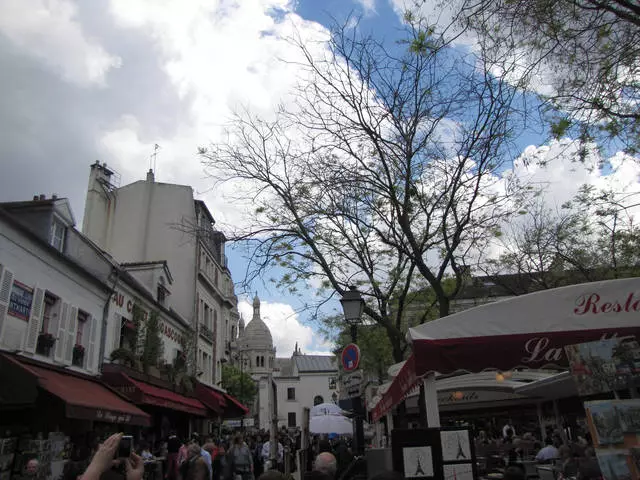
[0,198,110,375]
[81,162,240,387]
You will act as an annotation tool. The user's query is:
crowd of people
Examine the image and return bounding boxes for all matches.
[473,423,602,480]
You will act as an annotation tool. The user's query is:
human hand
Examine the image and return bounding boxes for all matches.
[125,452,144,480]
[82,433,123,480]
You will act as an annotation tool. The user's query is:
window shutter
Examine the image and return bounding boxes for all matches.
[64,307,78,365]
[23,287,45,354]
[47,301,61,341]
[54,302,70,362]
[86,315,98,372]
[0,266,14,342]
[113,314,121,351]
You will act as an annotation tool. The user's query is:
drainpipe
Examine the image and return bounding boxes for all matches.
[99,266,120,373]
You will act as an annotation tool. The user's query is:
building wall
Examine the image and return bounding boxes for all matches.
[275,371,338,429]
[0,218,108,374]
[83,178,198,323]
[106,284,189,366]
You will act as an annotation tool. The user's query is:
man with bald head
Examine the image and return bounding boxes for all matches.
[314,452,337,479]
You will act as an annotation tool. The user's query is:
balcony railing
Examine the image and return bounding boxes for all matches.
[199,323,214,342]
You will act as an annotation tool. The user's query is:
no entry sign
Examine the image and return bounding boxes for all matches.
[341,343,360,371]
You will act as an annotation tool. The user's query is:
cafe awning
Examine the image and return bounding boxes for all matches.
[102,370,208,417]
[0,354,150,426]
[409,278,640,377]
[222,393,249,418]
[194,382,225,415]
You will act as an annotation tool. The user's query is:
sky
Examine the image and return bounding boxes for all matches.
[1,0,639,358]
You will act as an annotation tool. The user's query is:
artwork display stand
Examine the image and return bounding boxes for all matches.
[391,427,477,480]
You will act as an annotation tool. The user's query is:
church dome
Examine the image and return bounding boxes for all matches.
[242,295,273,349]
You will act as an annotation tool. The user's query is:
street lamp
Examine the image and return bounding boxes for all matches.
[340,286,365,343]
[340,286,365,456]
[237,352,249,432]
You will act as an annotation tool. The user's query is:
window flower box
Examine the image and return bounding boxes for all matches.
[36,332,56,356]
[72,344,85,367]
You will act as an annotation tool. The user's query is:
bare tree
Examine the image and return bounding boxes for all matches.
[450,0,640,153]
[200,18,529,362]
[480,186,640,287]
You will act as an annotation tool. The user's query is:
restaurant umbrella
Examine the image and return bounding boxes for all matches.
[310,402,345,417]
[310,414,353,435]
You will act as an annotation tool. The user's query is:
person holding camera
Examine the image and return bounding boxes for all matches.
[80,433,145,480]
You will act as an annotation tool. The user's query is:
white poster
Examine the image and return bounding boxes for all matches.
[440,430,471,462]
[443,464,474,480]
[402,446,434,478]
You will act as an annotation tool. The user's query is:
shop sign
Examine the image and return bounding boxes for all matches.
[95,409,133,424]
[8,281,33,321]
[112,291,185,344]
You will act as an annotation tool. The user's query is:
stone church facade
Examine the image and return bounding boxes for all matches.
[230,295,339,430]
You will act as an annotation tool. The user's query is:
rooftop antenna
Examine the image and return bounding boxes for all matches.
[150,143,160,174]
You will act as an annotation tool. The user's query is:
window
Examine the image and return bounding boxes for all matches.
[314,395,324,406]
[287,388,295,400]
[50,219,66,252]
[157,285,166,306]
[76,310,89,345]
[288,412,296,428]
[42,292,58,333]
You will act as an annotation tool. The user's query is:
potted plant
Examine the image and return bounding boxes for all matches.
[36,332,56,356]
[110,347,136,367]
[72,344,85,367]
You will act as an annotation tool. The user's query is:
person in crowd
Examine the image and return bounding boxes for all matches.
[558,445,578,479]
[252,438,264,480]
[212,443,227,480]
[191,434,212,480]
[502,422,516,439]
[260,439,283,472]
[180,444,209,480]
[318,437,332,455]
[79,433,145,480]
[140,442,154,462]
[313,452,337,479]
[331,439,353,480]
[228,434,254,480]
[166,432,181,480]
[577,447,602,480]
[535,438,559,463]
[25,459,39,478]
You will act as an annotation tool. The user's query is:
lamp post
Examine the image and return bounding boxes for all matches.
[237,352,248,432]
[340,286,365,456]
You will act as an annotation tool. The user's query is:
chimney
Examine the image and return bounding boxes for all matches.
[51,194,58,200]
[146,169,155,183]
[39,194,46,201]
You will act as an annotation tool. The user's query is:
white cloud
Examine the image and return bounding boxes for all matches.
[97,0,333,229]
[237,299,333,357]
[0,0,121,86]
[354,0,376,15]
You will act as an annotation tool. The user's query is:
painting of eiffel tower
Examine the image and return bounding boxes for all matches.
[441,430,471,462]
[402,446,434,478]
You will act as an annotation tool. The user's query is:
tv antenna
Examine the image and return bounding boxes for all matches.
[150,144,160,174]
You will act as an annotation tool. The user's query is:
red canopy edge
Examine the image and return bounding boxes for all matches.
[370,355,421,423]
[412,327,640,377]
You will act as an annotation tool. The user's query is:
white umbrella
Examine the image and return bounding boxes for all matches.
[309,414,353,435]
[310,402,345,417]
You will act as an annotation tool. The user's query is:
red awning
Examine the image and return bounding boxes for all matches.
[0,354,150,426]
[102,371,208,417]
[223,393,249,417]
[409,278,640,377]
[194,382,226,414]
[370,355,421,423]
